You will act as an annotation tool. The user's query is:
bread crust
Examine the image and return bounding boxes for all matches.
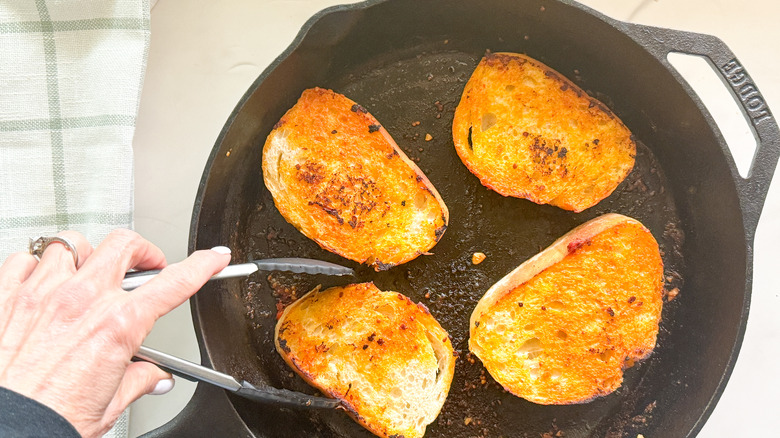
[276,282,455,438]
[452,52,636,212]
[469,214,664,404]
[263,88,448,270]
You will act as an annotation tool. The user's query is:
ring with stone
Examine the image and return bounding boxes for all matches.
[29,236,79,266]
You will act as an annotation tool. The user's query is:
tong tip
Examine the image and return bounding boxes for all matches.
[251,258,354,277]
[236,381,340,409]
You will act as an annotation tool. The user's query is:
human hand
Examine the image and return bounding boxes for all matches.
[0,229,231,437]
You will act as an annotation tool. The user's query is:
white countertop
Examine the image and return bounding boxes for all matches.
[131,0,780,436]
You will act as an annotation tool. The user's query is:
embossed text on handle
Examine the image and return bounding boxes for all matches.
[721,59,773,126]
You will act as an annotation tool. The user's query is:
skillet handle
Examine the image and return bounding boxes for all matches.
[620,23,780,235]
[140,382,253,438]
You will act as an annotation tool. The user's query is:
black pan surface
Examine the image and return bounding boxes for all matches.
[184,0,779,437]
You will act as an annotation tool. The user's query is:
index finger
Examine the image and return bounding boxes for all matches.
[76,229,167,289]
[128,247,231,327]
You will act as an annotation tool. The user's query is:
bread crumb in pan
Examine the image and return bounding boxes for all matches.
[472,252,486,264]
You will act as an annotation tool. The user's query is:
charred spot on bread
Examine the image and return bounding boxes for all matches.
[586,98,613,117]
[277,337,291,353]
[340,401,363,422]
[434,224,447,241]
[309,201,345,225]
[484,51,526,68]
[544,69,562,80]
[374,260,395,271]
[368,124,381,133]
[567,238,590,253]
[296,162,326,185]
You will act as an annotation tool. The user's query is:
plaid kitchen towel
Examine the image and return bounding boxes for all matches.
[0,0,151,436]
[0,0,149,258]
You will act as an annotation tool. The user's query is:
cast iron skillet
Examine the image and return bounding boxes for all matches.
[147,0,780,437]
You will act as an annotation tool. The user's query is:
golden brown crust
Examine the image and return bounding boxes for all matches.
[452,52,636,212]
[263,88,448,270]
[469,214,664,404]
[276,283,455,438]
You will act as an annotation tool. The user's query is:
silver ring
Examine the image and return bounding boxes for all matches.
[29,236,79,266]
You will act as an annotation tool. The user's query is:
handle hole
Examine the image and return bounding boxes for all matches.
[667,52,757,178]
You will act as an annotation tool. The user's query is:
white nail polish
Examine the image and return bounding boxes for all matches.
[150,378,175,395]
[210,246,231,255]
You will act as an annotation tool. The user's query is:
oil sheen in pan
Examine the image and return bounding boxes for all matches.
[237,47,685,438]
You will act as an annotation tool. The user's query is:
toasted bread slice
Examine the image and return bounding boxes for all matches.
[469,213,663,404]
[263,88,448,270]
[452,52,636,212]
[276,282,455,438]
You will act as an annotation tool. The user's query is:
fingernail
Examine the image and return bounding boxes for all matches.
[150,378,175,395]
[210,246,231,255]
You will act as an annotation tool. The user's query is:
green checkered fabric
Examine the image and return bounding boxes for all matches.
[0,0,150,262]
[1,2,150,434]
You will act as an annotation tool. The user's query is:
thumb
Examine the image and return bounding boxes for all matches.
[103,361,174,423]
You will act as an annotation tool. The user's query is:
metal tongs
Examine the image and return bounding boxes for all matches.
[121,258,353,291]
[125,258,353,409]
